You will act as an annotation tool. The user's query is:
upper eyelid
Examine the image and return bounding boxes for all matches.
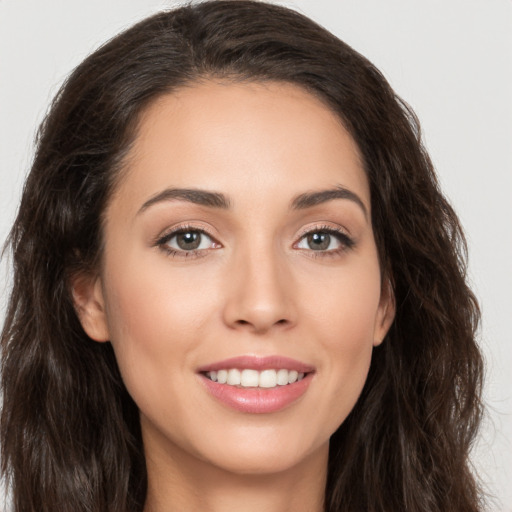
[295,223,352,239]
[155,223,219,244]
[154,222,353,248]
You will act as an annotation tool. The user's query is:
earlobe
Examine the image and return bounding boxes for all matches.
[70,273,110,342]
[373,279,396,347]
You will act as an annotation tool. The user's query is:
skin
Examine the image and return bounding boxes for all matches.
[73,80,395,512]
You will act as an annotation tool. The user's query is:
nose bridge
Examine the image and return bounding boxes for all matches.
[222,233,295,333]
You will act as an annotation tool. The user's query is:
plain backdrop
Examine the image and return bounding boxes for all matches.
[1,0,511,510]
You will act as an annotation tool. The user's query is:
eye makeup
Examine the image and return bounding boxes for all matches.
[154,223,222,259]
[294,223,356,259]
[153,221,355,260]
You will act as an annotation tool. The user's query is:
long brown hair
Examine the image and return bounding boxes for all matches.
[1,1,483,511]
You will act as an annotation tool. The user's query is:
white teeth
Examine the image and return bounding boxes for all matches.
[259,369,277,388]
[288,370,298,384]
[205,368,308,388]
[227,369,241,385]
[276,369,289,385]
[241,369,259,387]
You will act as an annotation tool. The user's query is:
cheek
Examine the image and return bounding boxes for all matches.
[101,256,220,401]
[300,256,382,422]
[105,252,216,339]
[303,253,382,347]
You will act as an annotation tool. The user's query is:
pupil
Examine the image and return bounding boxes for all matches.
[177,231,201,250]
[308,232,330,250]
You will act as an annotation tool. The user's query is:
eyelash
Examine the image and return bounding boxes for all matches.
[154,223,355,259]
[294,224,355,258]
[155,223,218,258]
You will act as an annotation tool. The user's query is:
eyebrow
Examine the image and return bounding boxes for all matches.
[138,188,231,214]
[291,186,368,219]
[138,185,367,218]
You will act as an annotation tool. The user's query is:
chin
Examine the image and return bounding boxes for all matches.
[202,449,323,478]
[189,425,330,477]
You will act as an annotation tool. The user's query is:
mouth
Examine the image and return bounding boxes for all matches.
[197,355,315,413]
[202,368,308,388]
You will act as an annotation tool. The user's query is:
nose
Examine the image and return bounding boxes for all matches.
[222,245,296,334]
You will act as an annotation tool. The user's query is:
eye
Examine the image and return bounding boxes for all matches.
[295,227,354,253]
[296,231,340,251]
[168,230,212,251]
[156,227,220,256]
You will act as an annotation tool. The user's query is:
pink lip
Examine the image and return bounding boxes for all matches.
[196,355,315,373]
[197,355,315,414]
[199,373,313,414]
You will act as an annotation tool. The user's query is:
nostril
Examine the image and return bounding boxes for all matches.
[233,318,289,330]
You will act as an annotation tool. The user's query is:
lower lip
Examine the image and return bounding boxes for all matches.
[199,373,313,414]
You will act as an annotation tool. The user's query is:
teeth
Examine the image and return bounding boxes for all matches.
[241,369,259,387]
[227,369,241,385]
[276,369,289,385]
[259,369,277,388]
[217,369,228,384]
[205,368,308,388]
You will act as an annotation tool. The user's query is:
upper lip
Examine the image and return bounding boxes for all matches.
[197,355,315,373]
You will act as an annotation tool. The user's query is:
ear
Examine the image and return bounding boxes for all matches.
[373,278,396,347]
[70,272,110,342]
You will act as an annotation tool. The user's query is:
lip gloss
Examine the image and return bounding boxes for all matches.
[200,373,312,413]
[197,355,314,414]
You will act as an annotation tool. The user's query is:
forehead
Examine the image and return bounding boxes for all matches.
[110,80,369,214]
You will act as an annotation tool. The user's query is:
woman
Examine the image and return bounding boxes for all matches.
[1,1,484,511]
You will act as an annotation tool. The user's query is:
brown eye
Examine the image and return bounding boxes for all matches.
[306,232,331,250]
[161,229,217,252]
[297,231,341,251]
[176,231,202,250]
[295,228,354,254]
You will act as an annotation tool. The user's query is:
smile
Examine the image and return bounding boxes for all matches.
[198,356,315,414]
[205,368,306,388]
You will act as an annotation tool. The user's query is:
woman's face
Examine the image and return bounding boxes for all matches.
[75,81,394,477]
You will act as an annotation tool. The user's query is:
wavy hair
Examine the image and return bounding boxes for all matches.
[1,1,483,511]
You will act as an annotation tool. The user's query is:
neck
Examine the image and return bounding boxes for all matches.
[143,434,328,512]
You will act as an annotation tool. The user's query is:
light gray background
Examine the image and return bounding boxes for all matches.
[1,0,511,510]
